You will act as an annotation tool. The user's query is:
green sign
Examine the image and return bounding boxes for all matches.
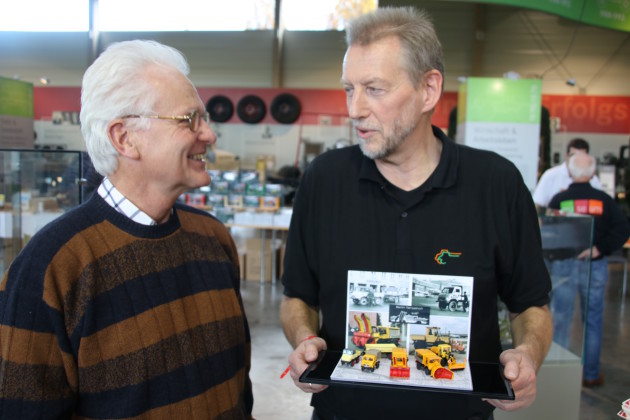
[443,0,630,32]
[462,78,542,124]
[457,77,542,191]
[0,77,34,118]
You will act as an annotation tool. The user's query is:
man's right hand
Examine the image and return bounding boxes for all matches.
[287,336,328,393]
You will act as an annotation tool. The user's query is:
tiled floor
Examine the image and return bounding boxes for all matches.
[242,261,630,420]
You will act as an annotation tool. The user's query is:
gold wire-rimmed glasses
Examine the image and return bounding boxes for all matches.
[121,109,210,132]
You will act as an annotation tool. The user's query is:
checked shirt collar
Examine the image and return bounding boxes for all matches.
[97,177,157,226]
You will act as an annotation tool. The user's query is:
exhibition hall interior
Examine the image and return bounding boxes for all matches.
[0,1,629,419]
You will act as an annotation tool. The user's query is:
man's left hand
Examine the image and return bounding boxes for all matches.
[577,246,600,260]
[484,346,537,411]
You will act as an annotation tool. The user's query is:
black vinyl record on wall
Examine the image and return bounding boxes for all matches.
[270,93,301,124]
[206,95,234,123]
[237,95,266,124]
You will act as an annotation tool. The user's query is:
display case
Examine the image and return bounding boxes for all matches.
[496,214,593,420]
[0,149,93,274]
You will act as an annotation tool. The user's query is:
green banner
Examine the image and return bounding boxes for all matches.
[445,0,630,32]
[456,77,542,191]
[463,78,542,124]
[0,77,34,118]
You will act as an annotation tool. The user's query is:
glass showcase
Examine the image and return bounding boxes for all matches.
[0,149,94,274]
[499,214,594,365]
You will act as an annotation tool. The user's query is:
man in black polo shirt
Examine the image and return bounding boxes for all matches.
[280,7,552,420]
[548,153,630,387]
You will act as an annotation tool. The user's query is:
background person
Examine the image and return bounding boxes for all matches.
[533,138,601,211]
[547,153,630,387]
[0,40,253,419]
[280,7,552,419]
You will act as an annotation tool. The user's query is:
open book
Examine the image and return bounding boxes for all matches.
[330,270,474,391]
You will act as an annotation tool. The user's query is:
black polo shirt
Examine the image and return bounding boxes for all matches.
[282,126,550,420]
[548,182,630,257]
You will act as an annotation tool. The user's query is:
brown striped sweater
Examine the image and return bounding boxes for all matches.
[0,193,253,419]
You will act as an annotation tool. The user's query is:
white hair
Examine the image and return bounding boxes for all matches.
[80,40,190,176]
[568,153,596,180]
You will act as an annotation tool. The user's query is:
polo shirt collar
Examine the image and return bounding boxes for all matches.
[358,125,459,191]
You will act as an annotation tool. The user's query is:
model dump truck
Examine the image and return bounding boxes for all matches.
[389,347,410,378]
[430,344,466,370]
[365,341,398,358]
[371,326,401,343]
[340,348,362,367]
[415,349,454,379]
[361,349,382,372]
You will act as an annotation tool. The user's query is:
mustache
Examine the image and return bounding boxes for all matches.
[352,121,379,131]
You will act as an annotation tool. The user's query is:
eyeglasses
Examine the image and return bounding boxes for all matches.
[121,109,210,132]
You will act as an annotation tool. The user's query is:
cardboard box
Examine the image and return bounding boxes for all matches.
[245,237,272,281]
[234,211,255,225]
[29,197,59,213]
[245,237,283,282]
[207,149,238,171]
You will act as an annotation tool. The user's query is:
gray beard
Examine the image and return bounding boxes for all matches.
[358,119,417,160]
[357,97,418,160]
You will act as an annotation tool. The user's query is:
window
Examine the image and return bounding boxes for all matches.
[0,0,88,31]
[282,0,377,30]
[98,0,275,31]
[0,0,376,32]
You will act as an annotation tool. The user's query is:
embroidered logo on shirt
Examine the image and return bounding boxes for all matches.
[434,249,462,265]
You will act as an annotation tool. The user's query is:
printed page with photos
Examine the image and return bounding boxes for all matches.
[330,270,474,391]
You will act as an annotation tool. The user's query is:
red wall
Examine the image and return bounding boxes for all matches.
[32,87,455,127]
[33,87,630,134]
[541,95,630,134]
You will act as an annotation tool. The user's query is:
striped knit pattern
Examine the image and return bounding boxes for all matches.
[0,194,253,419]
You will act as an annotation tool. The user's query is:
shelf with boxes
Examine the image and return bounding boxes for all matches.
[180,168,295,284]
[179,168,292,223]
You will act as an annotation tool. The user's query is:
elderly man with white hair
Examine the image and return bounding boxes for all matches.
[0,40,253,419]
[548,152,630,388]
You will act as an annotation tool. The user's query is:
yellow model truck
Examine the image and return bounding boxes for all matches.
[340,348,363,367]
[361,348,382,372]
[415,349,454,380]
[389,347,410,378]
[430,344,466,370]
[365,342,398,358]
[411,326,451,349]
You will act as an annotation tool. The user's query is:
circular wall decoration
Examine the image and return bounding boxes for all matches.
[206,95,234,123]
[270,93,302,124]
[236,95,266,124]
